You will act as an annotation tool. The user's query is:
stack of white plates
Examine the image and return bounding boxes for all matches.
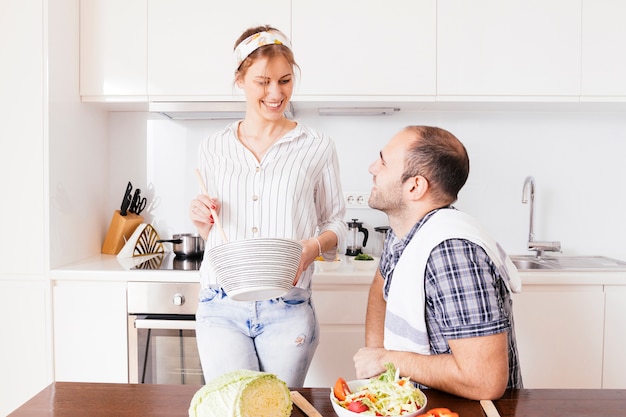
[206,238,303,301]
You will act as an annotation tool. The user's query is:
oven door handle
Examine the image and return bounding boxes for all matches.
[134,318,196,330]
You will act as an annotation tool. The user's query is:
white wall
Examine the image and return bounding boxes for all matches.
[48,0,110,269]
[108,107,626,260]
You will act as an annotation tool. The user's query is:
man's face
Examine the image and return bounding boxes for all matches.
[367,129,413,213]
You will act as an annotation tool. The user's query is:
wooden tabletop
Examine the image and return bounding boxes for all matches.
[8,382,626,417]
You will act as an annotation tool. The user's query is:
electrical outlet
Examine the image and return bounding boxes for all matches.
[344,192,370,209]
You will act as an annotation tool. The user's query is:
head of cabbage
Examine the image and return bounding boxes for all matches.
[188,369,292,417]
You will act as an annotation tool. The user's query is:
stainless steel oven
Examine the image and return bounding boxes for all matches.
[127,281,204,384]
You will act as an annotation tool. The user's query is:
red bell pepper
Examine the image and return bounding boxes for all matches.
[416,407,460,417]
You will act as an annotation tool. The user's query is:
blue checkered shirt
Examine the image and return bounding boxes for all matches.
[379,208,523,389]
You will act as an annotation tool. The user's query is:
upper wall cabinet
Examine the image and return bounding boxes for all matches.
[147,0,290,99]
[79,0,626,104]
[291,0,436,99]
[80,0,147,100]
[437,0,582,99]
[581,0,626,98]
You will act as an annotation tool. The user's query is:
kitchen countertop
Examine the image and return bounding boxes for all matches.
[50,253,377,285]
[50,253,203,283]
[51,253,626,286]
[10,382,626,417]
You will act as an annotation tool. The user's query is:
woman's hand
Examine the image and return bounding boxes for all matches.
[189,194,220,240]
[293,238,321,285]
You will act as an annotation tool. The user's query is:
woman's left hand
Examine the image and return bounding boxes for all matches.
[293,238,320,285]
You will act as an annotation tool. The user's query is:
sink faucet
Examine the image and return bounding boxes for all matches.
[521,176,561,258]
[521,176,536,243]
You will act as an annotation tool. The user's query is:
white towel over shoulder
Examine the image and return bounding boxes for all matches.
[384,209,521,354]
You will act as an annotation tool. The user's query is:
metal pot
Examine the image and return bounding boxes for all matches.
[157,233,205,258]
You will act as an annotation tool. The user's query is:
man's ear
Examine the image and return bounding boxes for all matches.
[408,175,429,201]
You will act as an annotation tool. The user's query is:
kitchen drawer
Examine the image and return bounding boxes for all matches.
[312,288,369,325]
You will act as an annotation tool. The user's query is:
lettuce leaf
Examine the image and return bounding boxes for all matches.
[377,362,399,383]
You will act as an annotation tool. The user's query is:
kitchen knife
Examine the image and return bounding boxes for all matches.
[134,196,147,214]
[120,181,133,216]
[129,188,141,214]
[129,188,147,215]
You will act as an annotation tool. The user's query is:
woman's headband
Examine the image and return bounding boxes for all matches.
[234,30,292,70]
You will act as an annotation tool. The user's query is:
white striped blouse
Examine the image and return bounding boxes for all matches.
[197,121,347,289]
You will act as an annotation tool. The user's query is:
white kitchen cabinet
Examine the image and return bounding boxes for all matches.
[80,0,626,104]
[1,2,46,276]
[291,0,436,98]
[581,0,626,97]
[603,286,626,388]
[512,284,604,388]
[304,284,370,387]
[147,0,290,98]
[80,0,147,100]
[437,0,581,98]
[53,280,129,383]
[1,0,51,414]
[0,280,51,416]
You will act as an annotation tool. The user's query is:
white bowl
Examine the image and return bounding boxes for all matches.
[315,258,342,272]
[330,379,427,417]
[352,256,379,271]
[205,238,302,301]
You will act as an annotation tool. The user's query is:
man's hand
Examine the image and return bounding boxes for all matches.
[353,346,387,379]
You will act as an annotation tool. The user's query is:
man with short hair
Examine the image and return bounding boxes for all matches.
[353,126,522,400]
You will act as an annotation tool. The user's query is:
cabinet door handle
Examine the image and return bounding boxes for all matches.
[134,318,196,330]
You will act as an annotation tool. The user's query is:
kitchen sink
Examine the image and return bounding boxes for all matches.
[510,257,553,270]
[510,255,626,271]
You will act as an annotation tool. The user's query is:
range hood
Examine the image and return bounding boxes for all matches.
[149,101,294,120]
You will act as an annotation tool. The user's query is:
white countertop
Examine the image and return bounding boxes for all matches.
[50,253,626,286]
[50,253,377,285]
[50,253,199,283]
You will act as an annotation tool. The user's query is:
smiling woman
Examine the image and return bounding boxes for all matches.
[234,26,298,132]
[188,25,347,388]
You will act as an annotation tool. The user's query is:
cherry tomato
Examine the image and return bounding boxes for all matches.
[347,400,369,413]
[416,408,459,417]
[333,377,351,401]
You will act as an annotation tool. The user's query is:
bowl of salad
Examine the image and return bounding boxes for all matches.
[352,253,379,271]
[330,364,427,416]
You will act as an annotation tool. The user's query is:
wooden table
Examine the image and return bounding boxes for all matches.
[8,382,626,416]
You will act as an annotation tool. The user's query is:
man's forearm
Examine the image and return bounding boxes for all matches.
[380,333,510,400]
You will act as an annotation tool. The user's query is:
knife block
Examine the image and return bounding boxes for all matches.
[101,210,144,255]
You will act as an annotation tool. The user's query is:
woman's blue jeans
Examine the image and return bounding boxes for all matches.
[195,286,319,387]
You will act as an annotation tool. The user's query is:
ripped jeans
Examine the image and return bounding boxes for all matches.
[195,286,319,388]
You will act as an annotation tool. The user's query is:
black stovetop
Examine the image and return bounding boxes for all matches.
[131,252,203,271]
